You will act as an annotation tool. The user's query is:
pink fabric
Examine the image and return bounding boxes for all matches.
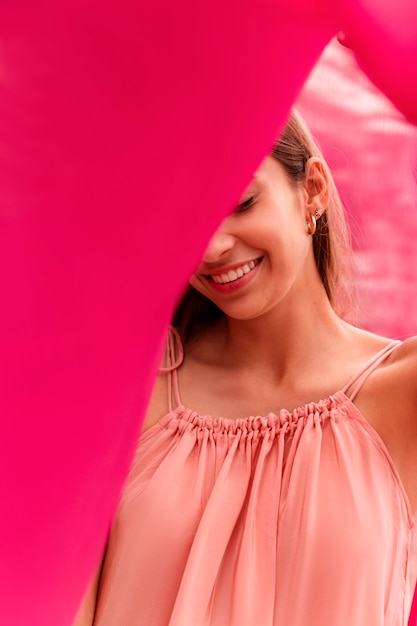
[94,335,415,626]
[0,6,333,624]
[340,0,417,124]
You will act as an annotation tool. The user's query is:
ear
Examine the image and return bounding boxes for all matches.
[302,157,330,219]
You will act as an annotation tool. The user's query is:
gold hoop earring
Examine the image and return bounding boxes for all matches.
[307,214,316,236]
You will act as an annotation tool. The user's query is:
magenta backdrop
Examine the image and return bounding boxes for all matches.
[0,2,416,625]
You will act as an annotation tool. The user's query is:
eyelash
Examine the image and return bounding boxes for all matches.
[235,195,256,213]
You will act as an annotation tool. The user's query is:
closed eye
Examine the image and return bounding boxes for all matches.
[235,194,256,213]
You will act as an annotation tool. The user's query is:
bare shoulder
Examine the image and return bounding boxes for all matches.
[356,333,417,406]
[351,333,417,511]
[142,370,171,432]
[385,335,417,388]
[395,335,417,361]
[347,323,417,380]
[395,336,417,408]
[142,324,200,432]
[347,328,417,434]
[72,564,102,626]
[384,336,417,510]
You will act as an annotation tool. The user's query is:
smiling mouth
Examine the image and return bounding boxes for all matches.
[208,258,261,285]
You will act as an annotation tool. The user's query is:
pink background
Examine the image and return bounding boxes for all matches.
[298,39,417,339]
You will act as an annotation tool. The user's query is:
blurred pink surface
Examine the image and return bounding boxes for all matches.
[0,4,334,624]
[298,40,417,339]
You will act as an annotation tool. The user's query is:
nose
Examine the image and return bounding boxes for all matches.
[201,219,235,264]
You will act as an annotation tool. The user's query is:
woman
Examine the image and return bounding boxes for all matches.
[76,110,417,625]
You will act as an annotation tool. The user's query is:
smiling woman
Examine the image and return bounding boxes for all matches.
[174,110,354,343]
[76,110,417,626]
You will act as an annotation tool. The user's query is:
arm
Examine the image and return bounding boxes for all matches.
[73,343,173,623]
[380,338,417,513]
[72,563,102,626]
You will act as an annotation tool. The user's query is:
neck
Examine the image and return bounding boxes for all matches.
[219,291,350,379]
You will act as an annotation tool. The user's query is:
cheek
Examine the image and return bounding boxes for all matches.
[189,274,206,296]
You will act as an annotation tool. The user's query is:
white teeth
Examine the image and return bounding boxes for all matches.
[211,259,259,284]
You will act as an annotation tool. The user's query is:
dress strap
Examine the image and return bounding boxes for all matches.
[341,339,402,402]
[159,326,184,412]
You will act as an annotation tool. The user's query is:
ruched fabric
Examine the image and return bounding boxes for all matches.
[94,338,416,626]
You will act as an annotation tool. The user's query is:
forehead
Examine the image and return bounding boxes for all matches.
[249,156,290,188]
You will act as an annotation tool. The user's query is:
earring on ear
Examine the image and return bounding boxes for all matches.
[315,208,321,218]
[307,214,317,236]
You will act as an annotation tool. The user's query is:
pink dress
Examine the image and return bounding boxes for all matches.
[94,330,416,625]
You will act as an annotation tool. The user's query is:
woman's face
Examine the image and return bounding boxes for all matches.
[190,156,324,322]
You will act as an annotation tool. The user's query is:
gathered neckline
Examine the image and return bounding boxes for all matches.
[157,389,350,430]
[141,388,415,525]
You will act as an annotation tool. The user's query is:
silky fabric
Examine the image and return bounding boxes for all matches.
[95,332,416,625]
